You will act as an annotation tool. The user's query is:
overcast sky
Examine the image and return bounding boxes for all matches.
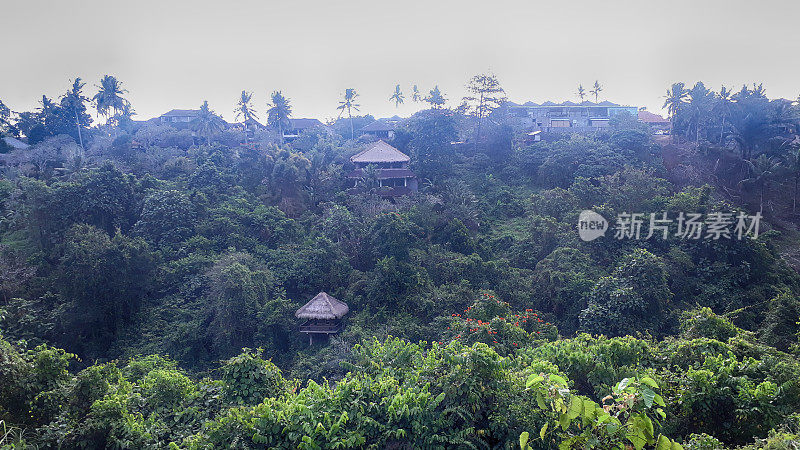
[2,0,799,123]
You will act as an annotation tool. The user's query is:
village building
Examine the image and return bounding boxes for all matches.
[638,109,671,133]
[282,118,325,141]
[295,292,349,345]
[360,119,396,140]
[158,109,199,125]
[347,140,418,197]
[507,101,639,132]
[2,136,29,150]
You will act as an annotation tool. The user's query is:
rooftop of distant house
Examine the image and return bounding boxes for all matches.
[507,100,636,108]
[289,118,324,129]
[160,109,200,117]
[350,140,410,163]
[361,120,396,132]
[637,110,670,124]
[2,136,30,150]
[295,292,349,320]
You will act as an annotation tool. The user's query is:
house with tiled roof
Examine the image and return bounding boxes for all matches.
[638,110,670,132]
[159,109,200,124]
[347,140,417,197]
[283,118,325,141]
[361,120,396,140]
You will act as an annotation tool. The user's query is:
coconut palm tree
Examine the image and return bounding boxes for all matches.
[686,81,714,143]
[390,85,405,108]
[194,100,225,145]
[115,102,136,134]
[92,75,127,125]
[337,88,360,140]
[267,91,292,144]
[590,80,603,102]
[62,78,90,149]
[577,84,586,102]
[235,90,258,143]
[412,85,422,103]
[741,154,781,213]
[663,82,689,135]
[714,86,732,144]
[784,149,800,215]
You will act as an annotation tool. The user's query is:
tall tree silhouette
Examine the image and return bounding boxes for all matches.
[337,88,360,140]
[93,75,127,125]
[267,91,292,144]
[390,85,404,108]
[235,90,258,143]
[590,80,603,102]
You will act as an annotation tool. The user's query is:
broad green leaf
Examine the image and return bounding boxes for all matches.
[643,415,654,439]
[642,387,656,408]
[540,423,548,440]
[616,378,631,392]
[567,396,583,420]
[527,375,544,388]
[641,377,659,389]
[653,394,666,407]
[628,431,647,450]
[559,412,571,431]
[656,435,672,450]
[520,431,529,449]
[549,374,567,387]
[536,393,546,410]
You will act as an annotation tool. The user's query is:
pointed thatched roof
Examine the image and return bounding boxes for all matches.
[295,292,349,320]
[350,140,410,164]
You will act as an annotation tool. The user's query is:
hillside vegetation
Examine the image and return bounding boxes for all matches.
[0,79,799,448]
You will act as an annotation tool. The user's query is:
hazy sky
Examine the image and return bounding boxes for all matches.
[2,0,799,123]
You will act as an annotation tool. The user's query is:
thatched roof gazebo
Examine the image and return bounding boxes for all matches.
[295,292,349,344]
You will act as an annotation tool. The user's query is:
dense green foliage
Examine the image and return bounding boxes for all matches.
[1,77,800,448]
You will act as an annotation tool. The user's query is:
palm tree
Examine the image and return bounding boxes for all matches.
[785,150,800,215]
[728,115,772,161]
[235,90,258,143]
[390,85,404,108]
[62,78,90,149]
[194,100,225,145]
[577,84,586,102]
[687,82,713,143]
[267,91,292,144]
[412,85,422,103]
[741,154,781,213]
[337,88,360,140]
[663,82,689,135]
[92,75,127,125]
[715,86,732,144]
[590,80,603,102]
[116,102,136,133]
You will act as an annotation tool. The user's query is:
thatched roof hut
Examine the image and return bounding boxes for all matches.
[295,292,349,320]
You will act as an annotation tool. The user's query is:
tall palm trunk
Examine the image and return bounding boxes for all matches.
[349,108,354,140]
[73,109,84,149]
[474,93,484,151]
